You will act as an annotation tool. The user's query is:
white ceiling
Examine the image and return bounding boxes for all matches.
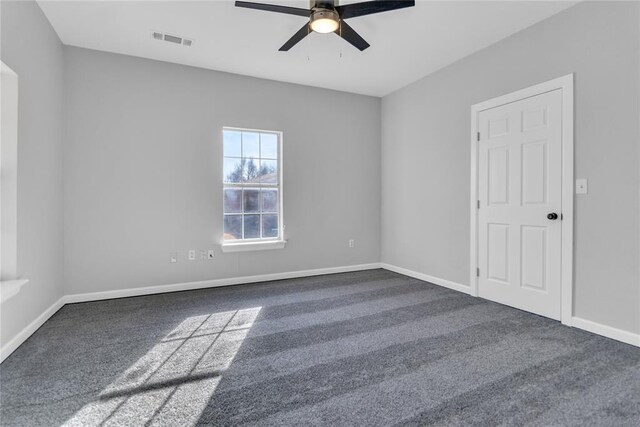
[38,0,578,96]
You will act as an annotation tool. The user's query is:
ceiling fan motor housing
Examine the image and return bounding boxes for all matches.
[311,0,338,9]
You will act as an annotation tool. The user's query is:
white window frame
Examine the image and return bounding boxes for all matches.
[221,127,285,253]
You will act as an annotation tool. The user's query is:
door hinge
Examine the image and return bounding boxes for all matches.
[477,200,480,209]
[477,132,480,142]
[561,213,563,220]
[476,268,480,277]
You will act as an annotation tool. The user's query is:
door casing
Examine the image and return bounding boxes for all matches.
[470,74,574,325]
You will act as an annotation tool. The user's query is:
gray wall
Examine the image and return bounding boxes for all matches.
[3,0,636,352]
[382,1,640,334]
[0,1,65,344]
[63,47,381,295]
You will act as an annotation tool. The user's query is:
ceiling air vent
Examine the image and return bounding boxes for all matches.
[151,31,193,47]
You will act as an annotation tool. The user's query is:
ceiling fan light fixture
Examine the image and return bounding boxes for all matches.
[310,9,339,33]
[235,0,415,51]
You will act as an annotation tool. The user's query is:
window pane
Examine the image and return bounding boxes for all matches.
[243,158,260,183]
[259,159,278,184]
[223,189,242,213]
[244,214,260,238]
[223,215,242,240]
[222,128,282,243]
[224,158,243,183]
[261,189,278,213]
[243,189,260,213]
[223,130,242,157]
[242,132,260,158]
[262,214,278,238]
[261,133,278,159]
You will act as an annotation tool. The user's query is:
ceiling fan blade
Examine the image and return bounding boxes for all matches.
[235,1,310,17]
[336,0,415,20]
[279,24,311,51]
[335,21,370,51]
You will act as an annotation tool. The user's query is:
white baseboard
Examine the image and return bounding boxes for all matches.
[571,316,640,347]
[64,263,382,304]
[380,263,471,295]
[0,296,66,363]
[1,263,381,363]
[3,263,638,363]
[381,263,639,348]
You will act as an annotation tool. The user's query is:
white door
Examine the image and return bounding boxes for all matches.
[477,89,562,320]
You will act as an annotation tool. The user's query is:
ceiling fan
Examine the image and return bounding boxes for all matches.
[235,0,415,51]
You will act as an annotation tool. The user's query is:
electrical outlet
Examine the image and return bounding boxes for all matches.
[188,250,196,261]
[169,252,178,263]
[207,249,215,259]
[349,239,355,248]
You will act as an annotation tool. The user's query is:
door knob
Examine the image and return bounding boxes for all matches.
[547,213,558,220]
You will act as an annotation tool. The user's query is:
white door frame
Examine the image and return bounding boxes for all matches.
[470,74,574,325]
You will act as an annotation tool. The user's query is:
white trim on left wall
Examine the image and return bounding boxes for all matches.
[0,297,66,362]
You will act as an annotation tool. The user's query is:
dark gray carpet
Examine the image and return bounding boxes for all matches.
[1,269,639,426]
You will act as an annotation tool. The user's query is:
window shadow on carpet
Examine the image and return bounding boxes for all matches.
[62,307,262,426]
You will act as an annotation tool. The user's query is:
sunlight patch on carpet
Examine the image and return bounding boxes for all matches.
[62,307,262,426]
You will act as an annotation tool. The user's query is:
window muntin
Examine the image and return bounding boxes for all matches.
[222,128,282,242]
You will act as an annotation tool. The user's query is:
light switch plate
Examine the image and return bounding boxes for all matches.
[576,179,588,194]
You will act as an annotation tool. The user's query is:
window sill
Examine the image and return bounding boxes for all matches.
[221,240,286,253]
[1,279,29,304]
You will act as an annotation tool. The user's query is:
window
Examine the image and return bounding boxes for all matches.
[222,128,283,250]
